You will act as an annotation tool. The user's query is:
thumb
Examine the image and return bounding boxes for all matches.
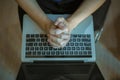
[55,17,66,29]
[55,17,65,25]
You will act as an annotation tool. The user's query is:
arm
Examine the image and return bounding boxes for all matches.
[67,0,106,31]
[16,0,52,33]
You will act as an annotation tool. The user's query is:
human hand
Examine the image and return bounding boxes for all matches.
[47,17,71,48]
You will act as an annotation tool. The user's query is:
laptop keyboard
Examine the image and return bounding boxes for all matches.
[25,34,92,58]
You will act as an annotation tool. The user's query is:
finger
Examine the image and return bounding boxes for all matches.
[59,33,70,39]
[50,28,62,35]
[60,39,70,47]
[55,28,69,34]
[49,28,57,34]
[57,22,67,29]
[47,39,61,48]
[54,29,64,34]
[48,34,69,48]
[48,34,62,45]
[55,17,65,26]
[50,28,68,35]
[55,17,67,29]
[49,34,70,47]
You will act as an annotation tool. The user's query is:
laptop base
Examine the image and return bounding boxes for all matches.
[17,62,104,80]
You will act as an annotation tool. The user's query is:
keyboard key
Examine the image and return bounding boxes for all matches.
[26,38,35,42]
[26,43,33,46]
[70,39,73,42]
[73,35,77,38]
[63,47,66,50]
[31,34,34,38]
[33,51,36,56]
[46,52,50,56]
[88,51,92,55]
[87,43,91,46]
[79,43,83,46]
[39,43,42,46]
[44,38,47,42]
[58,48,62,50]
[43,43,47,46]
[67,47,71,50]
[36,39,40,42]
[84,43,91,46]
[84,43,88,46]
[26,47,29,51]
[42,51,46,55]
[26,52,31,56]
[35,47,39,50]
[64,51,68,55]
[85,47,91,50]
[53,48,58,50]
[83,51,87,55]
[39,47,43,50]
[34,43,38,46]
[82,39,87,42]
[73,39,76,42]
[74,51,78,55]
[78,34,81,38]
[81,47,84,50]
[26,34,30,37]
[87,39,91,42]
[56,51,60,55]
[83,39,90,42]
[35,34,39,38]
[81,35,86,38]
[49,47,53,50]
[70,43,74,46]
[72,47,75,50]
[61,51,64,55]
[44,47,48,50]
[37,51,41,55]
[75,43,78,46]
[70,51,73,55]
[79,51,82,55]
[77,38,81,42]
[40,34,43,37]
[87,34,90,38]
[76,47,80,50]
[41,39,44,42]
[30,47,34,50]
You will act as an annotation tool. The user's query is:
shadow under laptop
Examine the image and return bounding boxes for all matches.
[17,62,104,80]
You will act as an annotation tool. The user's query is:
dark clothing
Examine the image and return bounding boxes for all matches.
[18,0,111,31]
[36,0,83,14]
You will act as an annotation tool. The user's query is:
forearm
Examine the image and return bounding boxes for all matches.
[16,0,52,33]
[67,0,105,31]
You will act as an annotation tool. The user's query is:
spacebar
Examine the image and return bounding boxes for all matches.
[26,55,92,58]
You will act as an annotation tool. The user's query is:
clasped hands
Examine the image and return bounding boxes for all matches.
[47,17,71,48]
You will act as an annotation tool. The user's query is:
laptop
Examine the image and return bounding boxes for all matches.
[17,14,104,80]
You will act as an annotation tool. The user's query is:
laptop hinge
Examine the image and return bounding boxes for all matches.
[33,60,84,64]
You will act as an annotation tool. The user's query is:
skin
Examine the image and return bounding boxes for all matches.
[16,0,105,48]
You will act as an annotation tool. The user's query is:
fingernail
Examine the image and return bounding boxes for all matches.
[56,29,62,34]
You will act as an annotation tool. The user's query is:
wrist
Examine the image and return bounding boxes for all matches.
[66,19,75,33]
[43,20,53,34]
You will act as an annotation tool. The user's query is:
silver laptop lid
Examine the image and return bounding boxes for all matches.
[21,14,95,62]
